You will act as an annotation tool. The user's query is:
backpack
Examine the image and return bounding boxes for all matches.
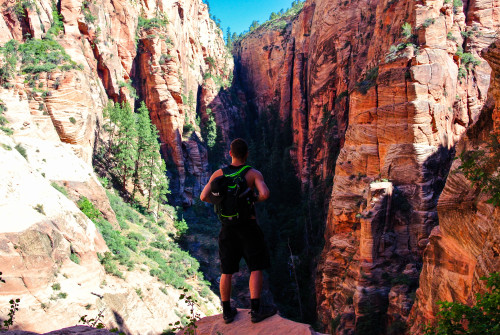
[211,165,254,225]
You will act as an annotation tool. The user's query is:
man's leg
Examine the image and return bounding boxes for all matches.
[220,273,232,301]
[249,270,263,299]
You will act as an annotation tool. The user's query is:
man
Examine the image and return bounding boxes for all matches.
[200,138,277,324]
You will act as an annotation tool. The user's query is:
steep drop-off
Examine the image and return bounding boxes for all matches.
[232,0,499,333]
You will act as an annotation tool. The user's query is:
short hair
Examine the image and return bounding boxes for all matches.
[230,138,248,160]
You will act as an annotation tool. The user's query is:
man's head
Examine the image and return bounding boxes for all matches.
[230,138,248,161]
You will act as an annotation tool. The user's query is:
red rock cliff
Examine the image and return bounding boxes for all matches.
[233,0,499,333]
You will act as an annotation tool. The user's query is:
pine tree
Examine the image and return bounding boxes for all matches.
[113,103,138,192]
[132,102,153,200]
[205,109,217,149]
[226,27,232,47]
[103,102,120,158]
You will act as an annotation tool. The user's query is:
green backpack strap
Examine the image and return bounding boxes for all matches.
[222,165,252,178]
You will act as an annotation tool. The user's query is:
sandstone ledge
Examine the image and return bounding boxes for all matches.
[4,326,113,334]
[178,309,326,335]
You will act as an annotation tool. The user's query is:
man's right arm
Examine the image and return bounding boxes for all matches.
[200,169,223,204]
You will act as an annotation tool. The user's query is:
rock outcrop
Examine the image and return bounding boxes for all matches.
[408,37,500,333]
[233,0,499,333]
[178,309,327,335]
[0,0,226,332]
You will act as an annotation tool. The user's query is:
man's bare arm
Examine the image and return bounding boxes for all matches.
[252,170,270,202]
[200,169,223,204]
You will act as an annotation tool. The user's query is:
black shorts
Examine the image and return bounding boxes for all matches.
[218,219,271,274]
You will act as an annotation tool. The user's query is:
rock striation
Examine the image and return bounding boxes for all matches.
[0,0,226,333]
[408,38,500,333]
[233,0,500,333]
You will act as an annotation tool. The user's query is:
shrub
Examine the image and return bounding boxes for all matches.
[401,22,412,38]
[69,117,76,124]
[137,15,168,31]
[356,66,379,94]
[421,18,435,28]
[447,32,457,41]
[174,218,188,237]
[70,253,80,264]
[51,283,61,290]
[457,134,500,206]
[424,273,499,334]
[14,143,27,160]
[34,204,45,215]
[77,197,101,221]
[127,232,145,241]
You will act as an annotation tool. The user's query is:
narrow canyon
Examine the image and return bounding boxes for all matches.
[0,0,498,334]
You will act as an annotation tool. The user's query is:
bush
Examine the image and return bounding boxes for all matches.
[51,182,69,197]
[69,117,76,124]
[174,218,188,237]
[51,283,61,290]
[356,66,379,94]
[127,232,145,241]
[77,197,101,221]
[424,273,500,335]
[14,143,27,160]
[70,253,80,264]
[401,22,412,38]
[458,134,500,207]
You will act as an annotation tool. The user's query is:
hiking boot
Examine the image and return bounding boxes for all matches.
[223,306,238,324]
[250,305,278,323]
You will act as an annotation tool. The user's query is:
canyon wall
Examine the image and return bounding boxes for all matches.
[0,0,227,332]
[233,0,499,333]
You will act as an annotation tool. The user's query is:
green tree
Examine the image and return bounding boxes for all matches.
[113,103,138,191]
[424,273,499,335]
[226,27,232,47]
[203,108,217,149]
[132,102,153,200]
[249,20,260,32]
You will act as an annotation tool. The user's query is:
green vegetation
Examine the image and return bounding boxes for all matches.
[401,22,412,38]
[168,289,201,335]
[101,102,168,209]
[47,1,64,37]
[14,143,28,160]
[33,204,45,215]
[137,14,169,31]
[457,134,500,207]
[447,32,457,41]
[453,0,463,14]
[51,283,61,290]
[234,0,305,41]
[0,36,81,89]
[117,80,138,99]
[202,109,217,149]
[69,117,77,124]
[356,66,379,94]
[421,18,435,28]
[78,190,209,294]
[13,0,33,20]
[82,0,96,25]
[70,252,80,264]
[424,273,499,335]
[458,66,467,81]
[0,100,12,135]
[51,182,69,197]
[456,46,481,68]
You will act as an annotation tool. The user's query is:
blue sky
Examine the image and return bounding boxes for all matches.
[205,0,295,36]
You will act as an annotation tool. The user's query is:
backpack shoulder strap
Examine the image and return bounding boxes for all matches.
[223,165,252,178]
